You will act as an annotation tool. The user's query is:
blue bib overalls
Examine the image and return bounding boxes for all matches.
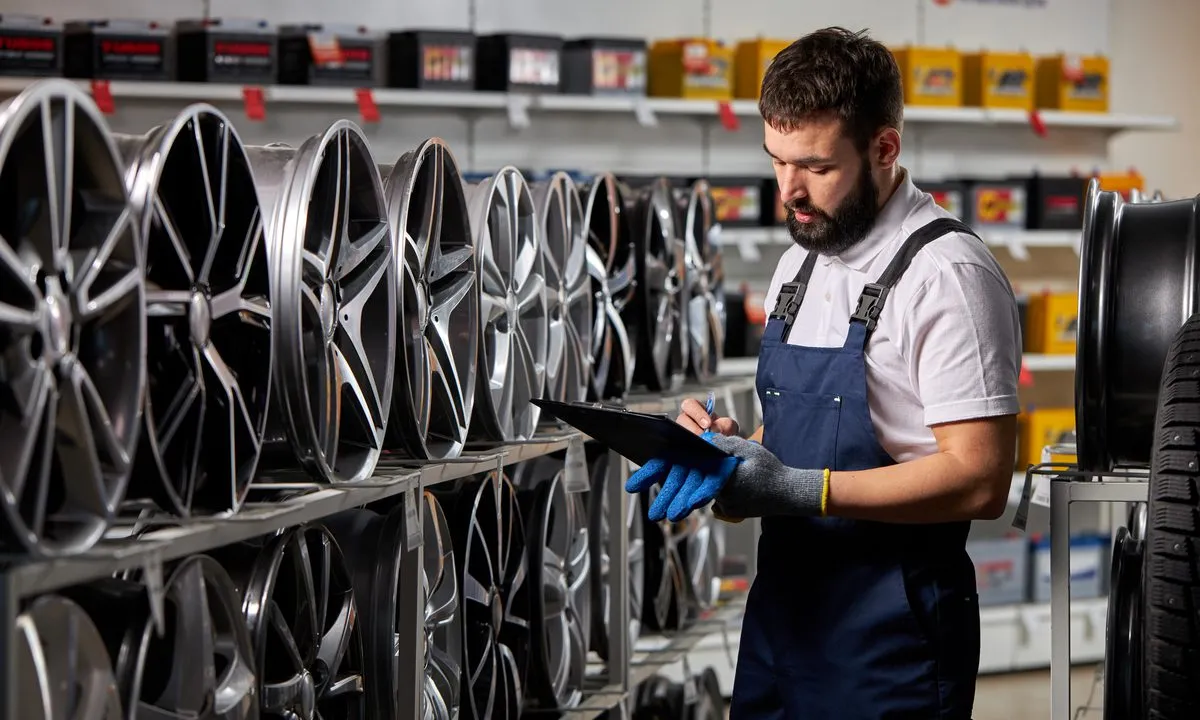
[729,218,982,720]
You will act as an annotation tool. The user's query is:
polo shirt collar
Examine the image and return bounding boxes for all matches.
[829,168,918,272]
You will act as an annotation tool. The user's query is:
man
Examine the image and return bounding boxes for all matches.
[625,27,1022,720]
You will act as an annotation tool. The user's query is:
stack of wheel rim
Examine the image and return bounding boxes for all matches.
[1076,178,1200,717]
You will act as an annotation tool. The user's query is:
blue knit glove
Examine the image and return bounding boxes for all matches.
[624,431,743,522]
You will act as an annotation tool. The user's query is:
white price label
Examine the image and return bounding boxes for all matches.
[563,436,589,493]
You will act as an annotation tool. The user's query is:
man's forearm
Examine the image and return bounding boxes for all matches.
[827,451,1010,523]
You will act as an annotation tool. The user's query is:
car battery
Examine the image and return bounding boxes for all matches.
[561,37,647,97]
[63,19,172,81]
[476,33,563,93]
[1024,174,1086,229]
[1032,533,1107,602]
[648,38,733,100]
[763,178,787,226]
[962,50,1034,111]
[174,19,277,85]
[1024,291,1077,355]
[916,179,972,225]
[733,38,790,99]
[969,178,1027,230]
[892,46,962,107]
[387,30,475,91]
[695,177,768,228]
[1018,406,1075,469]
[967,536,1029,606]
[278,24,384,87]
[1095,169,1144,201]
[1036,53,1109,113]
[0,15,62,77]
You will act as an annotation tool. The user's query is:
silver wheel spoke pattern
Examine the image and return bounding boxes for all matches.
[382,138,478,461]
[15,595,123,720]
[587,450,644,661]
[581,174,635,402]
[465,167,547,442]
[532,173,593,406]
[249,122,396,484]
[422,491,463,720]
[118,105,271,517]
[679,507,723,614]
[677,180,724,384]
[626,177,684,393]
[0,79,144,557]
[231,525,367,719]
[440,471,530,720]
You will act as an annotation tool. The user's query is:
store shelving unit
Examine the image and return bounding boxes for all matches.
[0,372,762,720]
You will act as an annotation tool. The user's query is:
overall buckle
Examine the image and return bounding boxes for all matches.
[850,283,889,331]
[769,281,807,324]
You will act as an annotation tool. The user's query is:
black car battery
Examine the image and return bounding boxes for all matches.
[0,15,62,77]
[278,24,385,87]
[64,19,172,81]
[476,33,563,93]
[1023,174,1086,230]
[763,177,787,227]
[387,30,475,91]
[916,179,973,226]
[561,37,647,96]
[174,18,277,85]
[694,176,768,228]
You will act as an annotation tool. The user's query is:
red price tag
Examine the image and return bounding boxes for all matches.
[1027,110,1047,138]
[717,101,739,132]
[355,88,380,123]
[242,86,266,122]
[89,80,114,115]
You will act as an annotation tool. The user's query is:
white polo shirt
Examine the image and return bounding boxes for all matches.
[761,169,1022,463]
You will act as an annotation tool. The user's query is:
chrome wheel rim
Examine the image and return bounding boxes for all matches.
[588,450,644,660]
[422,491,463,720]
[118,104,272,516]
[0,79,145,556]
[532,172,592,405]
[628,178,684,392]
[465,167,547,442]
[679,180,724,383]
[248,122,396,483]
[382,138,478,461]
[581,173,635,402]
[15,595,123,720]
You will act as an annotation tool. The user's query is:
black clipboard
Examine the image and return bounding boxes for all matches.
[532,398,733,470]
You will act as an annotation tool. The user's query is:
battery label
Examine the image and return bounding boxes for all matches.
[591,49,645,92]
[213,40,273,70]
[313,42,373,80]
[422,44,471,83]
[508,47,559,87]
[98,37,164,74]
[0,32,58,73]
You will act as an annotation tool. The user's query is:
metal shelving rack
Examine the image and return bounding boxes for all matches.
[0,370,761,720]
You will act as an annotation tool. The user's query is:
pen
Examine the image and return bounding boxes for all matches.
[705,390,715,416]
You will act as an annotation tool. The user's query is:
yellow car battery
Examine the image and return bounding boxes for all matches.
[1019,407,1076,469]
[892,46,962,107]
[962,50,1034,111]
[1024,291,1078,355]
[733,37,790,99]
[1035,54,1109,113]
[648,38,733,100]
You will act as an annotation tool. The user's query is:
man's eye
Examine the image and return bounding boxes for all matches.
[809,167,829,175]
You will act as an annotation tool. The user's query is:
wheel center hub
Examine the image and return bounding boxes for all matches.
[297,669,316,719]
[489,587,504,634]
[505,290,519,332]
[42,276,72,362]
[320,281,339,341]
[188,291,212,347]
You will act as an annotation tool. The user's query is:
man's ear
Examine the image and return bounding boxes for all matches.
[872,127,902,169]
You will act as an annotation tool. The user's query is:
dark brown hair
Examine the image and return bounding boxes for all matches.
[759,27,904,152]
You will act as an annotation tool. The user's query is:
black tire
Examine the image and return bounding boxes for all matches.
[1143,312,1200,718]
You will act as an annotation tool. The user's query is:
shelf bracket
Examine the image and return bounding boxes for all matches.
[506,94,531,130]
[633,98,658,128]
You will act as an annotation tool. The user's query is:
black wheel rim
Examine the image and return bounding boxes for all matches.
[627,178,684,393]
[678,180,724,384]
[232,525,367,719]
[15,595,123,720]
[1076,179,1200,472]
[421,491,463,720]
[118,104,272,517]
[581,173,636,402]
[1105,526,1144,719]
[381,138,478,461]
[0,79,145,557]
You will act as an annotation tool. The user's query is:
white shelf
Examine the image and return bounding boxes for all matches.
[1023,354,1076,371]
[0,77,1177,133]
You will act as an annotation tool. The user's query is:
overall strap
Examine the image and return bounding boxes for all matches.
[767,250,819,342]
[849,218,980,335]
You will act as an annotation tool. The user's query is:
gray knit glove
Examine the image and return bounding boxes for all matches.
[706,435,828,518]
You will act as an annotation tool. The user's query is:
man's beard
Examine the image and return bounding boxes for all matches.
[784,160,880,255]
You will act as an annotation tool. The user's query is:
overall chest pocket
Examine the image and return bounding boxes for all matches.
[761,388,843,470]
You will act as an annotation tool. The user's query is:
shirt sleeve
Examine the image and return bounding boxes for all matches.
[898,260,1023,427]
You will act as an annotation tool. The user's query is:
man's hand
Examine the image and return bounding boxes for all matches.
[676,397,740,436]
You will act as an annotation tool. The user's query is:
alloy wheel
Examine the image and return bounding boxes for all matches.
[626,178,684,393]
[381,138,478,461]
[580,173,635,402]
[247,122,396,483]
[677,180,724,383]
[117,104,272,516]
[464,167,548,442]
[531,172,593,405]
[0,78,145,556]
[421,491,463,720]
[15,595,123,720]
[588,449,645,661]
